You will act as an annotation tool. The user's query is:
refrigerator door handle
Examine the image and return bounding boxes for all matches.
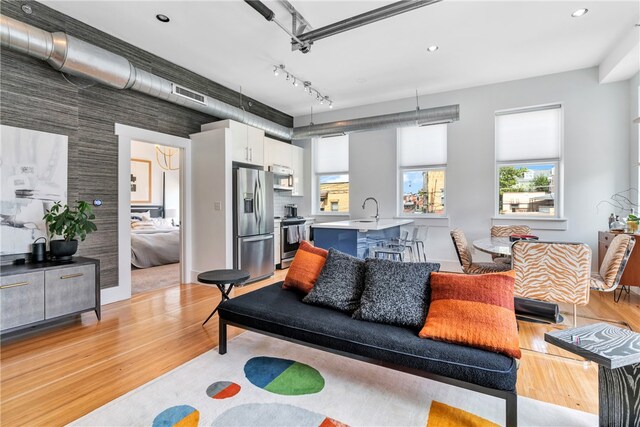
[241,234,274,243]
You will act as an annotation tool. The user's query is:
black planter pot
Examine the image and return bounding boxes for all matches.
[50,239,78,260]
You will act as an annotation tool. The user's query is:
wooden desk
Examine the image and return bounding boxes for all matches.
[598,231,640,286]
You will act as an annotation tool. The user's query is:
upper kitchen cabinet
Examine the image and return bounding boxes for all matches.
[291,145,304,196]
[202,120,264,166]
[264,137,292,170]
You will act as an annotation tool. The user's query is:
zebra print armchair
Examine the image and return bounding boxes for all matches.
[511,240,591,327]
[450,228,511,274]
[590,234,635,302]
[490,225,532,264]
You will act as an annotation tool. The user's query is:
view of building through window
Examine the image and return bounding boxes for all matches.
[402,169,445,214]
[319,174,349,213]
[498,163,555,215]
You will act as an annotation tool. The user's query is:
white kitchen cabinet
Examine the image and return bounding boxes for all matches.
[264,137,292,170]
[202,120,264,166]
[291,145,304,196]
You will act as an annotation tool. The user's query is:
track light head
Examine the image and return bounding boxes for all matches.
[329,101,333,109]
[273,66,279,77]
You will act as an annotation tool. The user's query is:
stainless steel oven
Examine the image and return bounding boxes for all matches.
[280,218,306,269]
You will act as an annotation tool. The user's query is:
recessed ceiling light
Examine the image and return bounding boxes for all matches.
[427,45,439,52]
[21,4,32,14]
[571,8,588,18]
[156,14,170,23]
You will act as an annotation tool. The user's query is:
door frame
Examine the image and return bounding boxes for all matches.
[104,123,191,305]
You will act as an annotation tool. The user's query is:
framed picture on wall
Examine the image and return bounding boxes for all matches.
[131,159,152,204]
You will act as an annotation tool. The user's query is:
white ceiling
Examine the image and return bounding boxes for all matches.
[40,1,639,117]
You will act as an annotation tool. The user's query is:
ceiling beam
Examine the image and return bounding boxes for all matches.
[599,26,640,84]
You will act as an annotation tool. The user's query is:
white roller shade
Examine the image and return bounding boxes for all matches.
[496,106,562,162]
[398,124,447,167]
[315,135,349,173]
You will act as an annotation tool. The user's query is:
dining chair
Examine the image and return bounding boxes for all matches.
[589,234,635,303]
[511,240,591,327]
[450,228,511,274]
[490,225,531,264]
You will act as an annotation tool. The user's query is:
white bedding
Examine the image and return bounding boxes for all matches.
[130,219,180,268]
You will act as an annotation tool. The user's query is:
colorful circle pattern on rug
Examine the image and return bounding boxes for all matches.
[211,403,347,427]
[152,405,199,427]
[206,381,241,399]
[244,356,325,395]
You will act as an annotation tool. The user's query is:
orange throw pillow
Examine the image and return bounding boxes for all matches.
[283,241,329,294]
[419,271,521,359]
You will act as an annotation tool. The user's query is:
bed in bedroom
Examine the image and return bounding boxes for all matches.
[131,205,180,268]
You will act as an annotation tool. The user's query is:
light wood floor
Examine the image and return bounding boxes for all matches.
[1,270,638,426]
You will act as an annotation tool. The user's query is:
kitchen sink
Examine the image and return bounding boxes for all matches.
[355,220,375,223]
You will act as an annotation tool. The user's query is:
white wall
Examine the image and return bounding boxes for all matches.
[296,67,631,269]
[630,72,640,205]
[130,140,180,220]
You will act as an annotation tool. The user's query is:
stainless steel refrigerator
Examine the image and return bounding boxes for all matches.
[233,167,274,283]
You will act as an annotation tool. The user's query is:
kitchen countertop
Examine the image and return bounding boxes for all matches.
[312,218,413,231]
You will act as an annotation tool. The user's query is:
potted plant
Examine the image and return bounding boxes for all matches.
[43,200,97,260]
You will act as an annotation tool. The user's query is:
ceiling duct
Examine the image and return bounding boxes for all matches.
[0,14,293,140]
[292,105,459,139]
[1,14,460,143]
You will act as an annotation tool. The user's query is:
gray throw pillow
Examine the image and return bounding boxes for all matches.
[302,248,366,313]
[352,258,440,329]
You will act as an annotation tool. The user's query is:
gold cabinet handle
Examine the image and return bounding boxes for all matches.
[0,281,29,289]
[60,273,84,280]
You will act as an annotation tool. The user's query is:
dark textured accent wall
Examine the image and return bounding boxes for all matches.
[0,0,293,288]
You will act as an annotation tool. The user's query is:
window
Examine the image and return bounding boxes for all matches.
[315,135,349,213]
[495,105,562,217]
[397,124,447,215]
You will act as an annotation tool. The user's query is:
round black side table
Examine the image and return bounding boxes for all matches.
[197,269,250,326]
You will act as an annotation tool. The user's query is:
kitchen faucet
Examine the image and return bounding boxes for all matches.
[362,197,379,221]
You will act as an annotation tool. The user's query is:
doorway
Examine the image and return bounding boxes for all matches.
[130,140,182,294]
[107,124,191,305]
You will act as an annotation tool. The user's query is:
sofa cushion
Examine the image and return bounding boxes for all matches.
[303,248,366,313]
[419,271,521,359]
[283,241,328,294]
[352,259,440,329]
[219,283,517,392]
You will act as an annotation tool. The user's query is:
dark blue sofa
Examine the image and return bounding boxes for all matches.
[218,282,518,426]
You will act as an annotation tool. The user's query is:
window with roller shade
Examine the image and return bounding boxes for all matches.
[495,104,563,217]
[314,135,349,214]
[397,124,447,216]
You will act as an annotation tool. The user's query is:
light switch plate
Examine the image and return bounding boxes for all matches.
[214,201,222,211]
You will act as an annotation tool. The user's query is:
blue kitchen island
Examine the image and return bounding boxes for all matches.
[312,219,413,258]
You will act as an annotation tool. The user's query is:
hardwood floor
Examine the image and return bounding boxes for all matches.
[1,271,638,426]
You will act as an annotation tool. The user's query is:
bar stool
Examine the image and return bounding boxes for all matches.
[407,226,427,262]
[371,230,410,261]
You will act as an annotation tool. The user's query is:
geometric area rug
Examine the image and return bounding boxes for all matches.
[70,332,597,427]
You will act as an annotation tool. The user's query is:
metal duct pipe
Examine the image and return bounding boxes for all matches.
[296,0,441,45]
[0,14,293,140]
[292,104,459,139]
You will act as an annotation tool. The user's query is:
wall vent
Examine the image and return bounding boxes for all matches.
[171,84,207,105]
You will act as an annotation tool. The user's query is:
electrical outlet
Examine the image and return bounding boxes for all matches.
[214,201,222,211]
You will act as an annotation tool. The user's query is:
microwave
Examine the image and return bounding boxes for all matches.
[269,164,294,191]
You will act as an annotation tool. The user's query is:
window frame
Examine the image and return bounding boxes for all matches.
[313,137,350,215]
[494,103,564,219]
[398,164,447,217]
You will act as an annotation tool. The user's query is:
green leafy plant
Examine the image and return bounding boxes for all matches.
[43,200,97,242]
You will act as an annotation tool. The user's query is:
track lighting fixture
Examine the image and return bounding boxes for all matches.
[271,64,333,108]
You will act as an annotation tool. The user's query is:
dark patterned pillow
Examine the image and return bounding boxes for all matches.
[302,248,366,313]
[352,258,440,329]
